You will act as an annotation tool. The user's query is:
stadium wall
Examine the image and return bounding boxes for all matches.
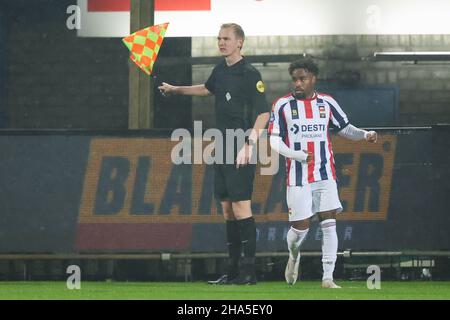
[0,127,448,254]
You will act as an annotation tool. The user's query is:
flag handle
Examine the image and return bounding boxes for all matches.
[152,74,167,97]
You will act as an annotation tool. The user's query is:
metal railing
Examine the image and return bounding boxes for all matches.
[0,250,449,261]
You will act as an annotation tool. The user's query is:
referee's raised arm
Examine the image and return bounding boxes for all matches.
[158,82,212,97]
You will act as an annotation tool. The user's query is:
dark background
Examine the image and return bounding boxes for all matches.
[0,0,192,129]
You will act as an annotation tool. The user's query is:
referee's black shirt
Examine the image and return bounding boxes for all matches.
[205,58,269,134]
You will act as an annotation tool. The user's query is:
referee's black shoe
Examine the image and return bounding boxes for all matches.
[207,274,233,285]
[228,258,257,285]
[228,272,257,285]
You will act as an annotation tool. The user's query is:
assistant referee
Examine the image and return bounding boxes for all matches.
[159,23,270,285]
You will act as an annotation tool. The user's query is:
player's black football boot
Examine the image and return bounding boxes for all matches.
[207,274,231,285]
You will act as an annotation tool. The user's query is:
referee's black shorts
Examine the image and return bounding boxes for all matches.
[214,163,256,202]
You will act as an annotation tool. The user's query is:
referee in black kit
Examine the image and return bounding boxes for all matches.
[159,23,270,285]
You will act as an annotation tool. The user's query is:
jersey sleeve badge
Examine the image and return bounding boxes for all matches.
[256,80,265,93]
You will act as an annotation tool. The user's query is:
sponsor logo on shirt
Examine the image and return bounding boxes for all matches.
[296,124,326,139]
[301,124,326,132]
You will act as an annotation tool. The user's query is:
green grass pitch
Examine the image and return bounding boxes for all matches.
[0,281,449,300]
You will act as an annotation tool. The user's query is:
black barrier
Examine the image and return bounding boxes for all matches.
[0,135,90,252]
[0,128,448,253]
[432,124,450,248]
[0,10,8,128]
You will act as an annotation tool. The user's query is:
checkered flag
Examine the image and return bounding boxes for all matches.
[122,22,169,75]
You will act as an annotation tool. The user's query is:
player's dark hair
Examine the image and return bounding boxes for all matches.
[289,59,319,76]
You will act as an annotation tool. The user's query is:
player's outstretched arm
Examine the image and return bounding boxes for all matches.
[158,82,212,97]
[269,135,312,163]
[338,124,377,143]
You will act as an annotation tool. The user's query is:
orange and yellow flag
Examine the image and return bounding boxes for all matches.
[122,22,169,75]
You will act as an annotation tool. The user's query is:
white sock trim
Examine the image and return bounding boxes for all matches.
[320,219,336,229]
[290,226,309,235]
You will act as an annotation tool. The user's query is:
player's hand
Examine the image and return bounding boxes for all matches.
[365,131,377,143]
[293,150,313,163]
[158,82,176,96]
[305,151,313,163]
[236,144,253,168]
[299,150,313,163]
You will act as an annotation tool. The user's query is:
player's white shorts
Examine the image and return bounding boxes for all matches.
[286,179,343,222]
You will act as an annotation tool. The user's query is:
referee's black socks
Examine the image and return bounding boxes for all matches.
[237,216,257,260]
[226,220,241,278]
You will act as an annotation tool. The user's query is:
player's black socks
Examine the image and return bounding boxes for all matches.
[226,220,241,278]
[237,216,256,259]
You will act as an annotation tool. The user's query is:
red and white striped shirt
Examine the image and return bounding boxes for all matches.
[268,92,349,186]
